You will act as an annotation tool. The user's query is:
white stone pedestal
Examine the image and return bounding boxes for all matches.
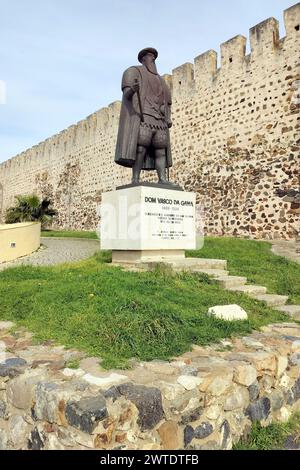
[100,185,196,263]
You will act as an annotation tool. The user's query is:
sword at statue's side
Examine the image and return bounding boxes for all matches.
[134,79,144,123]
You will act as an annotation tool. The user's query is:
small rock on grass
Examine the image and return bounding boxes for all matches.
[207,305,248,321]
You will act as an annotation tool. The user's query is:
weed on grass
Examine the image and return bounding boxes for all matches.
[234,414,300,450]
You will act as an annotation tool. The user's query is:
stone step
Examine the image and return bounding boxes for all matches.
[276,305,300,320]
[227,285,268,295]
[143,258,228,271]
[174,258,227,270]
[188,268,229,277]
[251,293,289,307]
[112,263,146,272]
[215,276,248,288]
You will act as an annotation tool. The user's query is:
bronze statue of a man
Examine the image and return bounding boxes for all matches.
[115,47,174,185]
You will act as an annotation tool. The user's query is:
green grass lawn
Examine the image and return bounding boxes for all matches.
[41,230,98,239]
[234,413,300,450]
[187,237,300,305]
[0,248,289,369]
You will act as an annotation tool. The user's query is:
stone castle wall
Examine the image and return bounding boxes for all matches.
[0,3,299,238]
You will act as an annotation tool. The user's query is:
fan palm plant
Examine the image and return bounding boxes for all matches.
[5,195,57,228]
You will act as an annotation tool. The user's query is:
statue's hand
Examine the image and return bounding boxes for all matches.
[123,83,139,100]
[167,120,172,129]
[131,82,140,93]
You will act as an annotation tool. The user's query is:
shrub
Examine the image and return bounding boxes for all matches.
[5,194,57,228]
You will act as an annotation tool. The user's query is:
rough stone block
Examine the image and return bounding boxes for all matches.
[224,386,249,411]
[233,363,257,386]
[180,406,203,425]
[158,421,181,450]
[289,352,300,367]
[237,351,277,373]
[184,425,194,447]
[245,397,271,422]
[194,422,214,439]
[28,427,45,450]
[65,395,108,434]
[276,356,288,378]
[34,382,77,425]
[7,370,46,409]
[206,370,233,396]
[177,375,203,390]
[286,378,300,405]
[220,420,231,450]
[82,372,127,388]
[0,358,27,378]
[112,383,164,431]
[207,304,248,321]
[8,415,30,447]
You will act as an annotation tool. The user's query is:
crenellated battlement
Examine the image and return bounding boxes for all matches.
[249,17,280,57]
[284,2,300,36]
[220,35,247,70]
[172,62,194,97]
[169,3,300,97]
[194,50,217,85]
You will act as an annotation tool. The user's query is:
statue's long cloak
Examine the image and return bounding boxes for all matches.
[115,65,172,170]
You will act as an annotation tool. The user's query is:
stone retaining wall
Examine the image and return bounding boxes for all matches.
[0,222,41,263]
[1,320,300,450]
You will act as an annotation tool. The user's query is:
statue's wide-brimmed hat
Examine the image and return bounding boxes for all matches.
[138,47,158,63]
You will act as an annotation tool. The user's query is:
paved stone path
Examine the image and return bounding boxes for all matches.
[0,238,100,271]
[271,240,300,264]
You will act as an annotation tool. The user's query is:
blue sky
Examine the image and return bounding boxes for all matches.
[0,0,295,163]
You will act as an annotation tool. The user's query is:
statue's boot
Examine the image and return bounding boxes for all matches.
[132,147,146,184]
[161,180,181,189]
[131,168,141,185]
[157,167,167,184]
[157,168,179,188]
